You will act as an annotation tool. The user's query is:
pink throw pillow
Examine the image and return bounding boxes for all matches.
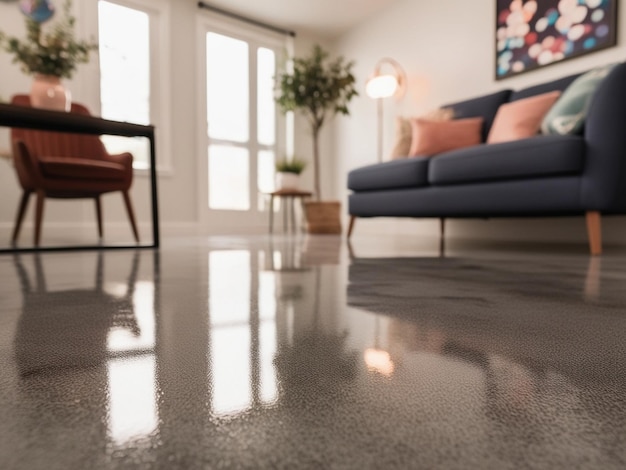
[487,91,561,144]
[409,117,483,157]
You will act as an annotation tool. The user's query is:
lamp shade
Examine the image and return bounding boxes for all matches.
[365,58,406,100]
[366,74,399,99]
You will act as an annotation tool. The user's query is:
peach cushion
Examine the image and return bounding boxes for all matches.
[409,117,483,157]
[487,91,561,144]
[388,108,455,160]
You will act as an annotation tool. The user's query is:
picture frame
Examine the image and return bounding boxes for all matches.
[495,0,618,80]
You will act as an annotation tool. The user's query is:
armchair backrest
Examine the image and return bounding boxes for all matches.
[10,94,109,162]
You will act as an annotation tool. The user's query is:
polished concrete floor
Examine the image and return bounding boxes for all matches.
[0,235,625,469]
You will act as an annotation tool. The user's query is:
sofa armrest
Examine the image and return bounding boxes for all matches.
[581,62,626,211]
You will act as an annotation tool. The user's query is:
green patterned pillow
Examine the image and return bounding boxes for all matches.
[541,63,617,135]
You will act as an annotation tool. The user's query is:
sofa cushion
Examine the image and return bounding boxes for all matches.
[428,135,585,186]
[348,158,430,192]
[487,91,561,144]
[388,108,454,160]
[541,63,617,135]
[509,72,581,101]
[409,117,483,156]
[443,89,511,142]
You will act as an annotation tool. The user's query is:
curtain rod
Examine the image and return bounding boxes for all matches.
[197,2,296,38]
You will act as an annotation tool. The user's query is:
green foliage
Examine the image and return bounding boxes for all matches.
[276,44,358,133]
[275,157,307,175]
[0,0,97,79]
[275,45,358,199]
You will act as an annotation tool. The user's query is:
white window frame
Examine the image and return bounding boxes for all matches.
[81,0,173,175]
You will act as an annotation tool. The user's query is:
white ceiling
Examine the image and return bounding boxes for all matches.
[202,0,399,38]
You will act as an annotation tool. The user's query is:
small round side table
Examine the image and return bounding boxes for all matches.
[265,189,313,233]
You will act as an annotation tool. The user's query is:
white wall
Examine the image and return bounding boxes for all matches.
[0,0,331,245]
[334,0,626,246]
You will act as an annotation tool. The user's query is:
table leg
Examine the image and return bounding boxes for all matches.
[269,195,274,233]
[283,197,287,233]
[291,197,296,234]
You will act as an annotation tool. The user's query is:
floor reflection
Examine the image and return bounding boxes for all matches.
[347,254,626,453]
[4,238,626,468]
[13,250,160,448]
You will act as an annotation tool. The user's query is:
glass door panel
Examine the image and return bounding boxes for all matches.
[200,23,285,229]
[206,33,249,143]
[208,145,250,211]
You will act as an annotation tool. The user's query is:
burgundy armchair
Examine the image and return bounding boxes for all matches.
[10,95,139,246]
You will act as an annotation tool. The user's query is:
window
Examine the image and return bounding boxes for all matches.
[96,0,170,171]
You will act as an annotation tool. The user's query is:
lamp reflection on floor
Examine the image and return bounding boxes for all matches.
[364,316,395,377]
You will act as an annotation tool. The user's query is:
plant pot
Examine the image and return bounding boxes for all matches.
[30,74,71,112]
[275,172,300,191]
[304,201,342,234]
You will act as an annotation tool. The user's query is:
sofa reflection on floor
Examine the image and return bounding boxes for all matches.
[347,256,626,387]
[13,252,140,377]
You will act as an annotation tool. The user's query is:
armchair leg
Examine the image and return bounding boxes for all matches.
[34,190,45,247]
[12,191,31,244]
[586,211,602,256]
[347,216,356,238]
[95,197,103,239]
[122,191,140,243]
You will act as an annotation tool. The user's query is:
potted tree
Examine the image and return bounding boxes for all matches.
[276,45,358,234]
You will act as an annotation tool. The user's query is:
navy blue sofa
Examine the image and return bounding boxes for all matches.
[347,62,626,255]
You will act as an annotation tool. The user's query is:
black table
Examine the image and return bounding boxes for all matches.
[0,103,159,253]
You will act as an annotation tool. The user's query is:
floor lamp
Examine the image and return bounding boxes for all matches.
[365,58,406,162]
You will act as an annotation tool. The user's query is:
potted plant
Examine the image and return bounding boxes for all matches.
[276,45,358,233]
[0,0,98,111]
[275,157,307,191]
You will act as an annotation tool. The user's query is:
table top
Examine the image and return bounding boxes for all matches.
[266,189,313,197]
[0,102,154,137]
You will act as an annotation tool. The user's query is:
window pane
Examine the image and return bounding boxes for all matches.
[98,1,150,167]
[258,150,275,211]
[206,33,249,142]
[257,47,276,146]
[209,145,250,210]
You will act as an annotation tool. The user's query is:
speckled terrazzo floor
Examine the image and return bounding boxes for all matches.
[0,235,625,469]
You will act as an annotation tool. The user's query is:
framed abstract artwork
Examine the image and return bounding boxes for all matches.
[496,0,618,80]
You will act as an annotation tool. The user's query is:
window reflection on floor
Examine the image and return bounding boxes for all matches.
[209,250,278,416]
[107,356,157,445]
[106,281,155,352]
[105,280,157,446]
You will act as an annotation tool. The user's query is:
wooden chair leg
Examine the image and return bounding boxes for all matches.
[12,191,31,244]
[586,211,602,256]
[122,190,140,243]
[347,216,356,238]
[95,196,103,239]
[34,190,45,246]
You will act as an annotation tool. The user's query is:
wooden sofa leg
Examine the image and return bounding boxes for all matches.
[586,211,602,256]
[347,216,356,238]
[439,218,446,256]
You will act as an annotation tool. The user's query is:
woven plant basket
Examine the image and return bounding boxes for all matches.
[304,201,342,234]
